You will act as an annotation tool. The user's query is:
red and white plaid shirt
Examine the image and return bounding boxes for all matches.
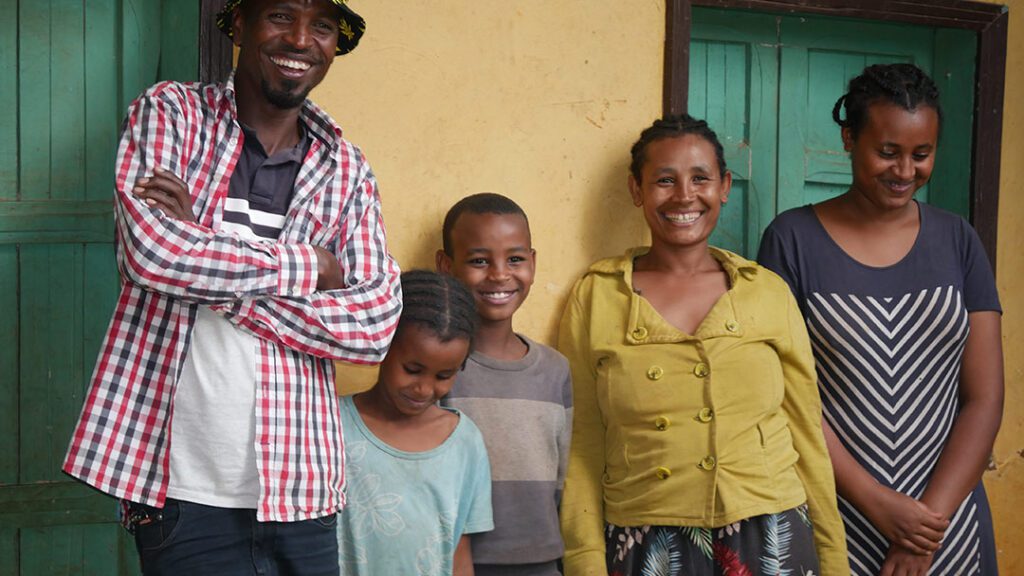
[63,77,402,522]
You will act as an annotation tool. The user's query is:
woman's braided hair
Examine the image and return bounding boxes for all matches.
[629,114,727,183]
[832,63,942,139]
[396,270,478,347]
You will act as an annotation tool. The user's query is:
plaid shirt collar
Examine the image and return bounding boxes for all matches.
[221,71,342,153]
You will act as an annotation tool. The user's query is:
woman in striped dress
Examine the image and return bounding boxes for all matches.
[758,63,1004,575]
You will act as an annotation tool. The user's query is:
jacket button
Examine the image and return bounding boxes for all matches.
[632,326,649,341]
[654,416,670,431]
[655,466,672,480]
[725,320,739,332]
[699,456,717,470]
[697,407,714,423]
[647,366,664,380]
[693,362,710,378]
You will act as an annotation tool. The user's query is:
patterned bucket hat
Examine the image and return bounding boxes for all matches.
[216,0,365,55]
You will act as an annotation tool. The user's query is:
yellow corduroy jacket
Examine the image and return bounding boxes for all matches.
[558,247,848,576]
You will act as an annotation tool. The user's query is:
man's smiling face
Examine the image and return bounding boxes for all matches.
[232,0,341,109]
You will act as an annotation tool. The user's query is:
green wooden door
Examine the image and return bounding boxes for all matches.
[0,1,198,574]
[689,8,976,258]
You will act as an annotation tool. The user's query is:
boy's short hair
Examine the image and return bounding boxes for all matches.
[441,193,530,256]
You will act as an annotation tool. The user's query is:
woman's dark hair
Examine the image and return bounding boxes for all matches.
[832,63,943,139]
[629,114,727,182]
[396,270,478,347]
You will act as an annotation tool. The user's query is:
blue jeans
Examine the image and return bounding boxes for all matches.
[126,498,339,576]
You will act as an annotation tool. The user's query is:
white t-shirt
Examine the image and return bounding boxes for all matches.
[167,307,259,508]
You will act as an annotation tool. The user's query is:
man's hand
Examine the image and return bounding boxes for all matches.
[132,167,197,223]
[314,246,343,291]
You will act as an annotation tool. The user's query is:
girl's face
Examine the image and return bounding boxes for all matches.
[843,102,939,211]
[629,134,731,251]
[376,323,470,418]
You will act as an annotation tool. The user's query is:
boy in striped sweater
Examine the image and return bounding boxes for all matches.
[437,193,573,575]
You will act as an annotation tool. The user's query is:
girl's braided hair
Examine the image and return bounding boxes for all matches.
[832,63,942,139]
[396,270,478,347]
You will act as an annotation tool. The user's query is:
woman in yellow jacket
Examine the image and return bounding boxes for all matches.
[558,115,847,576]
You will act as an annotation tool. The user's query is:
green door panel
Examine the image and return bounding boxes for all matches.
[930,28,978,218]
[2,1,199,574]
[0,0,14,200]
[85,0,121,204]
[778,16,937,212]
[777,43,926,211]
[18,1,53,202]
[690,8,976,259]
[20,525,129,575]
[689,11,779,256]
[0,484,139,575]
[0,246,16,487]
[20,244,88,484]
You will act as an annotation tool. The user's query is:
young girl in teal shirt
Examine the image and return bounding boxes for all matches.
[337,270,494,575]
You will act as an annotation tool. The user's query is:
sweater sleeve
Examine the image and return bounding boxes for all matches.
[556,361,574,503]
[558,281,609,576]
[461,420,495,535]
[778,288,850,575]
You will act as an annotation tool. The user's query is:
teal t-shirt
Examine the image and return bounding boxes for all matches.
[337,395,494,575]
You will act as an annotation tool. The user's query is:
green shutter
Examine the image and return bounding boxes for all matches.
[690,8,976,259]
[0,1,200,573]
[689,10,779,256]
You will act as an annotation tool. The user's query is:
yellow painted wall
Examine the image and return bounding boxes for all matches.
[319,2,664,392]
[982,1,1024,573]
[318,0,1022,569]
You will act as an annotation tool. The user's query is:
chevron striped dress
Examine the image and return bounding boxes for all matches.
[758,203,1001,576]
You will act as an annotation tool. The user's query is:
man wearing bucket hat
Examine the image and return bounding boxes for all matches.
[63,1,400,573]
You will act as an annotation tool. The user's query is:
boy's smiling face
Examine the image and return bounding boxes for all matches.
[437,212,536,326]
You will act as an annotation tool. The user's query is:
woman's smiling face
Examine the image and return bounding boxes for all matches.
[629,134,731,251]
[844,101,940,211]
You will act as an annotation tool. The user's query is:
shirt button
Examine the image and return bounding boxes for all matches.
[655,466,672,480]
[693,362,710,378]
[699,456,717,471]
[725,320,739,332]
[632,326,649,341]
[654,416,670,431]
[647,366,664,381]
[697,407,714,423]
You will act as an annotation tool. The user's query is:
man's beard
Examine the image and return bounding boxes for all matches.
[261,78,312,110]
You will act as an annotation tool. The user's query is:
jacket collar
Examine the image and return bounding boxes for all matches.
[589,246,759,284]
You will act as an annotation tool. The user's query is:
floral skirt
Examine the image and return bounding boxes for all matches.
[605,505,819,576]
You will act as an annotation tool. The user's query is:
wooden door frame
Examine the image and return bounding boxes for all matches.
[200,0,234,84]
[665,0,1008,269]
